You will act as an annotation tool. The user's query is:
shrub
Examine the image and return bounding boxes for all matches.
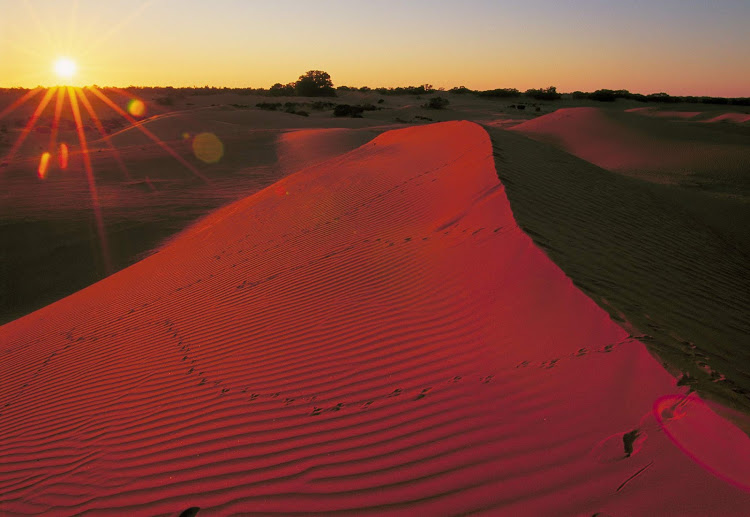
[449,86,473,94]
[589,89,617,102]
[524,86,561,100]
[424,97,450,109]
[156,96,175,106]
[256,102,282,111]
[310,101,336,110]
[333,104,364,117]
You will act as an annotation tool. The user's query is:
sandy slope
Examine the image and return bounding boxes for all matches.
[1,121,748,516]
[0,104,380,324]
[510,107,750,189]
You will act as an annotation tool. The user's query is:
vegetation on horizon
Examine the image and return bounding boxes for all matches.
[2,69,748,106]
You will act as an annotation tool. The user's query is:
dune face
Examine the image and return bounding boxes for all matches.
[1,122,749,515]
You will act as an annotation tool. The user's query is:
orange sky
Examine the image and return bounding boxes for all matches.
[1,0,749,97]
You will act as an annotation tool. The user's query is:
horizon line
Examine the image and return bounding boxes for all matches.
[0,84,748,101]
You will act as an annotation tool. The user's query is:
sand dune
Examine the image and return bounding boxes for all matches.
[1,121,749,515]
[510,107,750,187]
[0,106,380,324]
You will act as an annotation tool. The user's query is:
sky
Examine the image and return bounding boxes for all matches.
[1,0,749,96]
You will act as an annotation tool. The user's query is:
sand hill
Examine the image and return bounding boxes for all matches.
[1,121,748,515]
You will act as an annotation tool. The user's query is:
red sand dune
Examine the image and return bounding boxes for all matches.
[510,107,748,181]
[1,121,748,515]
[623,107,702,119]
[626,107,750,124]
[701,112,750,124]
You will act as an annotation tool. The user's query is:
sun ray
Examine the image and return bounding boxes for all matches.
[75,88,131,180]
[67,86,112,274]
[0,87,43,121]
[80,0,154,59]
[23,0,57,55]
[87,86,209,182]
[49,86,66,154]
[2,87,56,166]
[66,0,80,54]
[9,41,49,62]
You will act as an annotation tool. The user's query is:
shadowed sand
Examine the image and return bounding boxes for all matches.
[493,108,750,414]
[1,121,748,515]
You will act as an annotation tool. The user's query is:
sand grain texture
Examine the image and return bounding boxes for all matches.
[1,121,748,516]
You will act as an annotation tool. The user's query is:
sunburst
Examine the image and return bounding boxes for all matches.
[0,3,214,277]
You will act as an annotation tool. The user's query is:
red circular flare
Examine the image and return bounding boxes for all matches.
[654,395,750,491]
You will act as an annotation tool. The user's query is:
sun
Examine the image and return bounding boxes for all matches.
[53,57,77,83]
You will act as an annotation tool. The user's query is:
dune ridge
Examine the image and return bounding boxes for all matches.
[1,121,749,516]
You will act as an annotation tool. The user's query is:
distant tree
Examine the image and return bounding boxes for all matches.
[525,86,561,100]
[589,89,617,102]
[476,88,520,98]
[449,86,473,94]
[269,83,294,97]
[646,92,680,103]
[294,70,336,97]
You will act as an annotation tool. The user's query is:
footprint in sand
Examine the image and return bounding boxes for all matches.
[591,428,647,463]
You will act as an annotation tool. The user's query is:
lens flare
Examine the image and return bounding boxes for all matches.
[127,99,146,117]
[58,143,69,169]
[654,394,750,491]
[37,152,51,179]
[192,132,224,164]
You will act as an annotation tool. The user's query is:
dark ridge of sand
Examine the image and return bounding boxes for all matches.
[484,125,750,417]
[2,121,748,515]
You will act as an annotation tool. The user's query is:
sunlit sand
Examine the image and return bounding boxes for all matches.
[1,2,749,513]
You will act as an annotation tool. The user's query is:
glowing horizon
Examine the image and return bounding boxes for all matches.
[1,1,749,98]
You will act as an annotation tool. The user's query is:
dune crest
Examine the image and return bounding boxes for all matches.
[1,121,748,515]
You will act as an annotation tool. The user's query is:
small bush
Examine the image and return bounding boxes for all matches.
[256,102,282,111]
[156,96,175,106]
[333,104,364,117]
[424,97,450,109]
[310,101,336,110]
